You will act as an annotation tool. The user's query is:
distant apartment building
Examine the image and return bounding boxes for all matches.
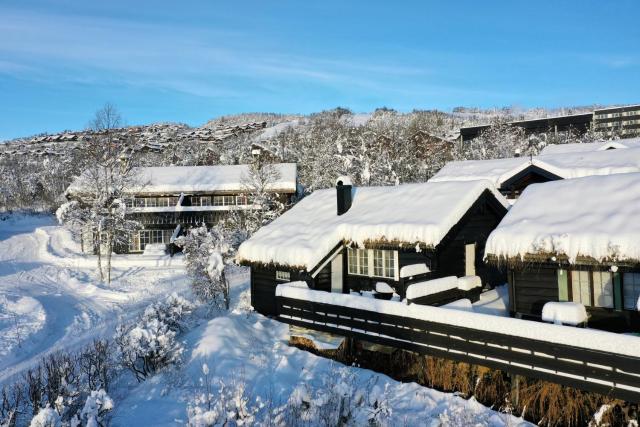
[593,105,640,137]
[459,104,640,142]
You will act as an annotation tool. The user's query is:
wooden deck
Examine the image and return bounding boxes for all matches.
[276,295,640,402]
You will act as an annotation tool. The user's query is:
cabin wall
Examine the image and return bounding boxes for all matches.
[511,266,559,316]
[250,265,305,316]
[435,192,507,287]
[510,264,640,333]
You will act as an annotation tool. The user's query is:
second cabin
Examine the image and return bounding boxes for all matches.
[237,178,509,316]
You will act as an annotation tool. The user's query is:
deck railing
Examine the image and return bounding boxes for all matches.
[276,294,640,402]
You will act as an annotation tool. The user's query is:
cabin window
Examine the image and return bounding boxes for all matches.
[571,270,591,306]
[623,273,640,309]
[129,229,173,252]
[275,270,290,282]
[373,250,396,278]
[192,196,211,206]
[570,270,614,308]
[347,248,397,279]
[592,271,614,308]
[348,248,369,275]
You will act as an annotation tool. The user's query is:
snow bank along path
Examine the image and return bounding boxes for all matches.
[0,215,189,384]
[277,284,640,358]
[485,173,640,263]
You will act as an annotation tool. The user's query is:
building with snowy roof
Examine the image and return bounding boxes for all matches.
[539,136,640,155]
[237,178,509,316]
[67,163,297,253]
[429,147,640,200]
[484,173,640,332]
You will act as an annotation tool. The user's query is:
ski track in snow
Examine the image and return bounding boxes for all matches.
[0,215,190,384]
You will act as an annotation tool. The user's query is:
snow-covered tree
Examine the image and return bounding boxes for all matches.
[175,225,243,309]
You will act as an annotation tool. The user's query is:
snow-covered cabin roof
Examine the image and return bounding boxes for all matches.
[485,173,640,265]
[68,163,297,195]
[237,180,508,270]
[429,147,640,188]
[539,137,640,155]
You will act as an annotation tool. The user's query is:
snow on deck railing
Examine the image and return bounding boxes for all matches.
[275,284,640,358]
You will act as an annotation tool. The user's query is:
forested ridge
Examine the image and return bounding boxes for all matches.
[0,105,617,212]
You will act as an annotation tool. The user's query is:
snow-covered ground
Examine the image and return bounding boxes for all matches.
[1,214,529,425]
[111,284,530,426]
[0,214,189,384]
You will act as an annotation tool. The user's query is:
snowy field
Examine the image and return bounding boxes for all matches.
[0,214,529,426]
[0,214,190,384]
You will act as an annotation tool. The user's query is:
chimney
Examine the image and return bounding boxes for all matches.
[336,176,353,216]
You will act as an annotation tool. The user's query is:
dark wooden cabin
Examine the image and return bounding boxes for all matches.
[240,179,509,316]
[485,173,640,333]
[430,147,640,201]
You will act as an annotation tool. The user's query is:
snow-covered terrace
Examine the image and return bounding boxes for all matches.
[237,180,508,271]
[67,163,297,196]
[429,147,640,188]
[485,172,640,265]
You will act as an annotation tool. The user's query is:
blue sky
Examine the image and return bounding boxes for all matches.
[1,0,639,140]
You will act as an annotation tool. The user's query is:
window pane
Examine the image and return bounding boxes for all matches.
[624,273,640,310]
[200,196,211,206]
[358,249,368,275]
[571,270,591,306]
[213,196,225,206]
[592,271,614,308]
[385,253,395,278]
[373,250,384,277]
[347,248,357,274]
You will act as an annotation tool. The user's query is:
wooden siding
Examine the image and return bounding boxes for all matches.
[250,265,305,316]
[435,190,507,287]
[512,266,559,316]
[511,265,640,333]
[314,263,331,292]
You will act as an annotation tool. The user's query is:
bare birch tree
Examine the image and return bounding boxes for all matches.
[58,104,142,283]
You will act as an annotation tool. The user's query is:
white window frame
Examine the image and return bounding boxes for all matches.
[347,248,399,280]
[276,270,290,282]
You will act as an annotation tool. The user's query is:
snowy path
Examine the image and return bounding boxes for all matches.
[0,215,189,384]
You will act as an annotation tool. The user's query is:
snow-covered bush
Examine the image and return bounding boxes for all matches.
[79,339,113,393]
[80,389,113,427]
[141,293,194,333]
[28,404,61,427]
[114,317,184,382]
[114,293,192,382]
[186,365,260,427]
[277,364,393,426]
